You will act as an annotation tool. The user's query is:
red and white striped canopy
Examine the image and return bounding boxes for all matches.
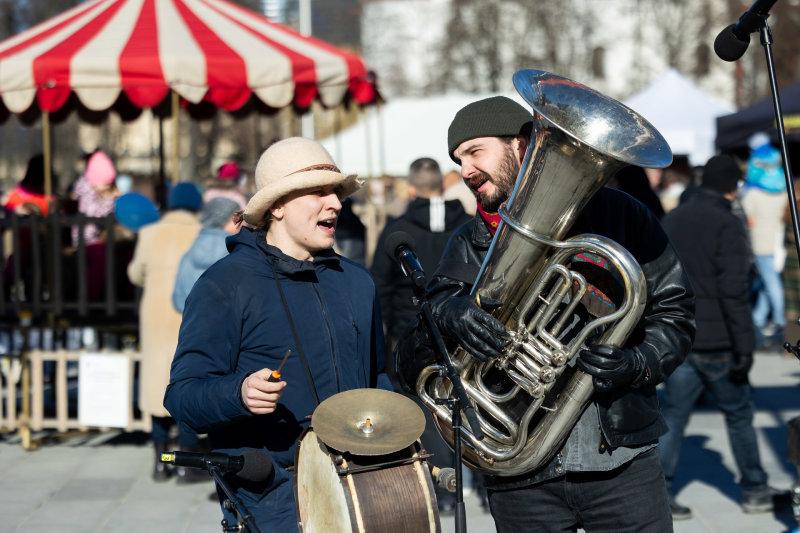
[0,0,377,114]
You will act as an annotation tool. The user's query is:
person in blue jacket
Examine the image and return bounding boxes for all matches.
[164,137,392,532]
[171,197,240,313]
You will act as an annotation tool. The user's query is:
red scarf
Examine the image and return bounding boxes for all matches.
[477,203,502,235]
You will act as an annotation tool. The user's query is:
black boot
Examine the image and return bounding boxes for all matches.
[153,442,172,482]
[669,497,692,520]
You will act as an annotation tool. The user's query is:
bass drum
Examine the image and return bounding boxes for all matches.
[294,428,441,533]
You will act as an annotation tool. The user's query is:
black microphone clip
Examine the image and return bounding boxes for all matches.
[714,0,779,61]
[385,231,427,293]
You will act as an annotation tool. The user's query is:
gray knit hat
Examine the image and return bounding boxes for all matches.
[200,197,240,229]
[447,96,533,163]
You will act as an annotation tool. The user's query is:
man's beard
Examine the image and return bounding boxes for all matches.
[473,146,520,213]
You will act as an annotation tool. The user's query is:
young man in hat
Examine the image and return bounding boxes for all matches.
[164,138,392,532]
[394,96,696,531]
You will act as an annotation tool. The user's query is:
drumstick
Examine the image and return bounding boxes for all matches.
[267,349,291,382]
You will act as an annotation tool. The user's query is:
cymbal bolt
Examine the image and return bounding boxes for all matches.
[359,417,374,434]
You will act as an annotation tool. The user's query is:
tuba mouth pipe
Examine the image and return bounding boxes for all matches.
[416,69,671,477]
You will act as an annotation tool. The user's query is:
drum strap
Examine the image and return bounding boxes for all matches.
[270,261,320,407]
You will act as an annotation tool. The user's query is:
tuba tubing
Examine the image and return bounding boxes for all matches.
[416,69,672,476]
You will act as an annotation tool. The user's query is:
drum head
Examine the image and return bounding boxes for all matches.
[312,388,426,455]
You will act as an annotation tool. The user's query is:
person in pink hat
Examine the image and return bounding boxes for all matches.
[71,149,121,247]
[70,149,122,301]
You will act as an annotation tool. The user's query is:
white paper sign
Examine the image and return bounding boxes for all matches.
[78,352,130,428]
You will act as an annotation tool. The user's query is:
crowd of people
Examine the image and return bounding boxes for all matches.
[2,97,798,532]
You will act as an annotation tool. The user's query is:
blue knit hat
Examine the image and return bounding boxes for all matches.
[169,182,203,211]
[114,193,159,232]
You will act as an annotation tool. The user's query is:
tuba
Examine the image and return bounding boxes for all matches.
[416,69,673,476]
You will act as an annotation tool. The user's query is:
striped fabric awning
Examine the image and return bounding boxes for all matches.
[0,0,377,114]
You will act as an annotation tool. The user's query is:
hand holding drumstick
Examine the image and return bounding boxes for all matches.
[241,350,290,415]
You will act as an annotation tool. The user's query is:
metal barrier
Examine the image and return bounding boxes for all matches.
[1,349,150,435]
[0,212,144,447]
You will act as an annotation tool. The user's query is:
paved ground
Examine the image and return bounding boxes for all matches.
[1,345,799,533]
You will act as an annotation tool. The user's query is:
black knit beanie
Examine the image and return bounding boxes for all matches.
[701,154,742,194]
[447,96,533,163]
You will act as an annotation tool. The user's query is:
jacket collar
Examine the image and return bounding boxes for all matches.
[469,213,495,248]
[253,229,340,275]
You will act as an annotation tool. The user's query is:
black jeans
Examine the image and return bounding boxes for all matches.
[487,448,672,533]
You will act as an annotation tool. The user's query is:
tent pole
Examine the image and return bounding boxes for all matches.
[158,112,166,209]
[172,90,179,184]
[361,105,377,268]
[42,111,52,211]
[376,100,385,178]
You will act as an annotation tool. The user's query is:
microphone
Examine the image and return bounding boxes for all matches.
[430,465,457,492]
[385,231,426,289]
[714,0,778,61]
[161,450,274,483]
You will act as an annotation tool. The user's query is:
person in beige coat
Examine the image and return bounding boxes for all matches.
[127,183,203,482]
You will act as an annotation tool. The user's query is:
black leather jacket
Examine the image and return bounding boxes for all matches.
[395,187,696,448]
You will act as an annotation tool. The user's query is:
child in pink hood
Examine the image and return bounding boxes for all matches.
[71,150,121,301]
[71,150,120,247]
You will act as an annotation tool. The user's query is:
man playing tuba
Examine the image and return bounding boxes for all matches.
[394,95,696,532]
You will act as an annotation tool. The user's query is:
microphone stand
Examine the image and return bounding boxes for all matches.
[409,277,485,533]
[210,465,264,533]
[745,23,800,531]
[747,22,800,359]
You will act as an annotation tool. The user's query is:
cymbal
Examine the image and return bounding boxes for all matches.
[311,388,426,456]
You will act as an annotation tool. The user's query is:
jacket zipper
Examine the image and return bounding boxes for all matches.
[353,319,367,384]
[313,284,341,391]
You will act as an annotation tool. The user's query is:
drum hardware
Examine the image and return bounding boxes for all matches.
[331,451,434,475]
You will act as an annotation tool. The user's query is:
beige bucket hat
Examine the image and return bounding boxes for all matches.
[243,137,361,226]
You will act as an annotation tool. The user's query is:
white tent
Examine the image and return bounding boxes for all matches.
[622,69,734,167]
[321,92,523,177]
[323,69,730,178]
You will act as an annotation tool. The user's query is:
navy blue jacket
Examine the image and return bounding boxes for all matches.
[164,227,391,531]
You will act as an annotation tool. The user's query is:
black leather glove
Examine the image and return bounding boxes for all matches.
[430,295,508,362]
[576,344,646,393]
[729,352,753,385]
